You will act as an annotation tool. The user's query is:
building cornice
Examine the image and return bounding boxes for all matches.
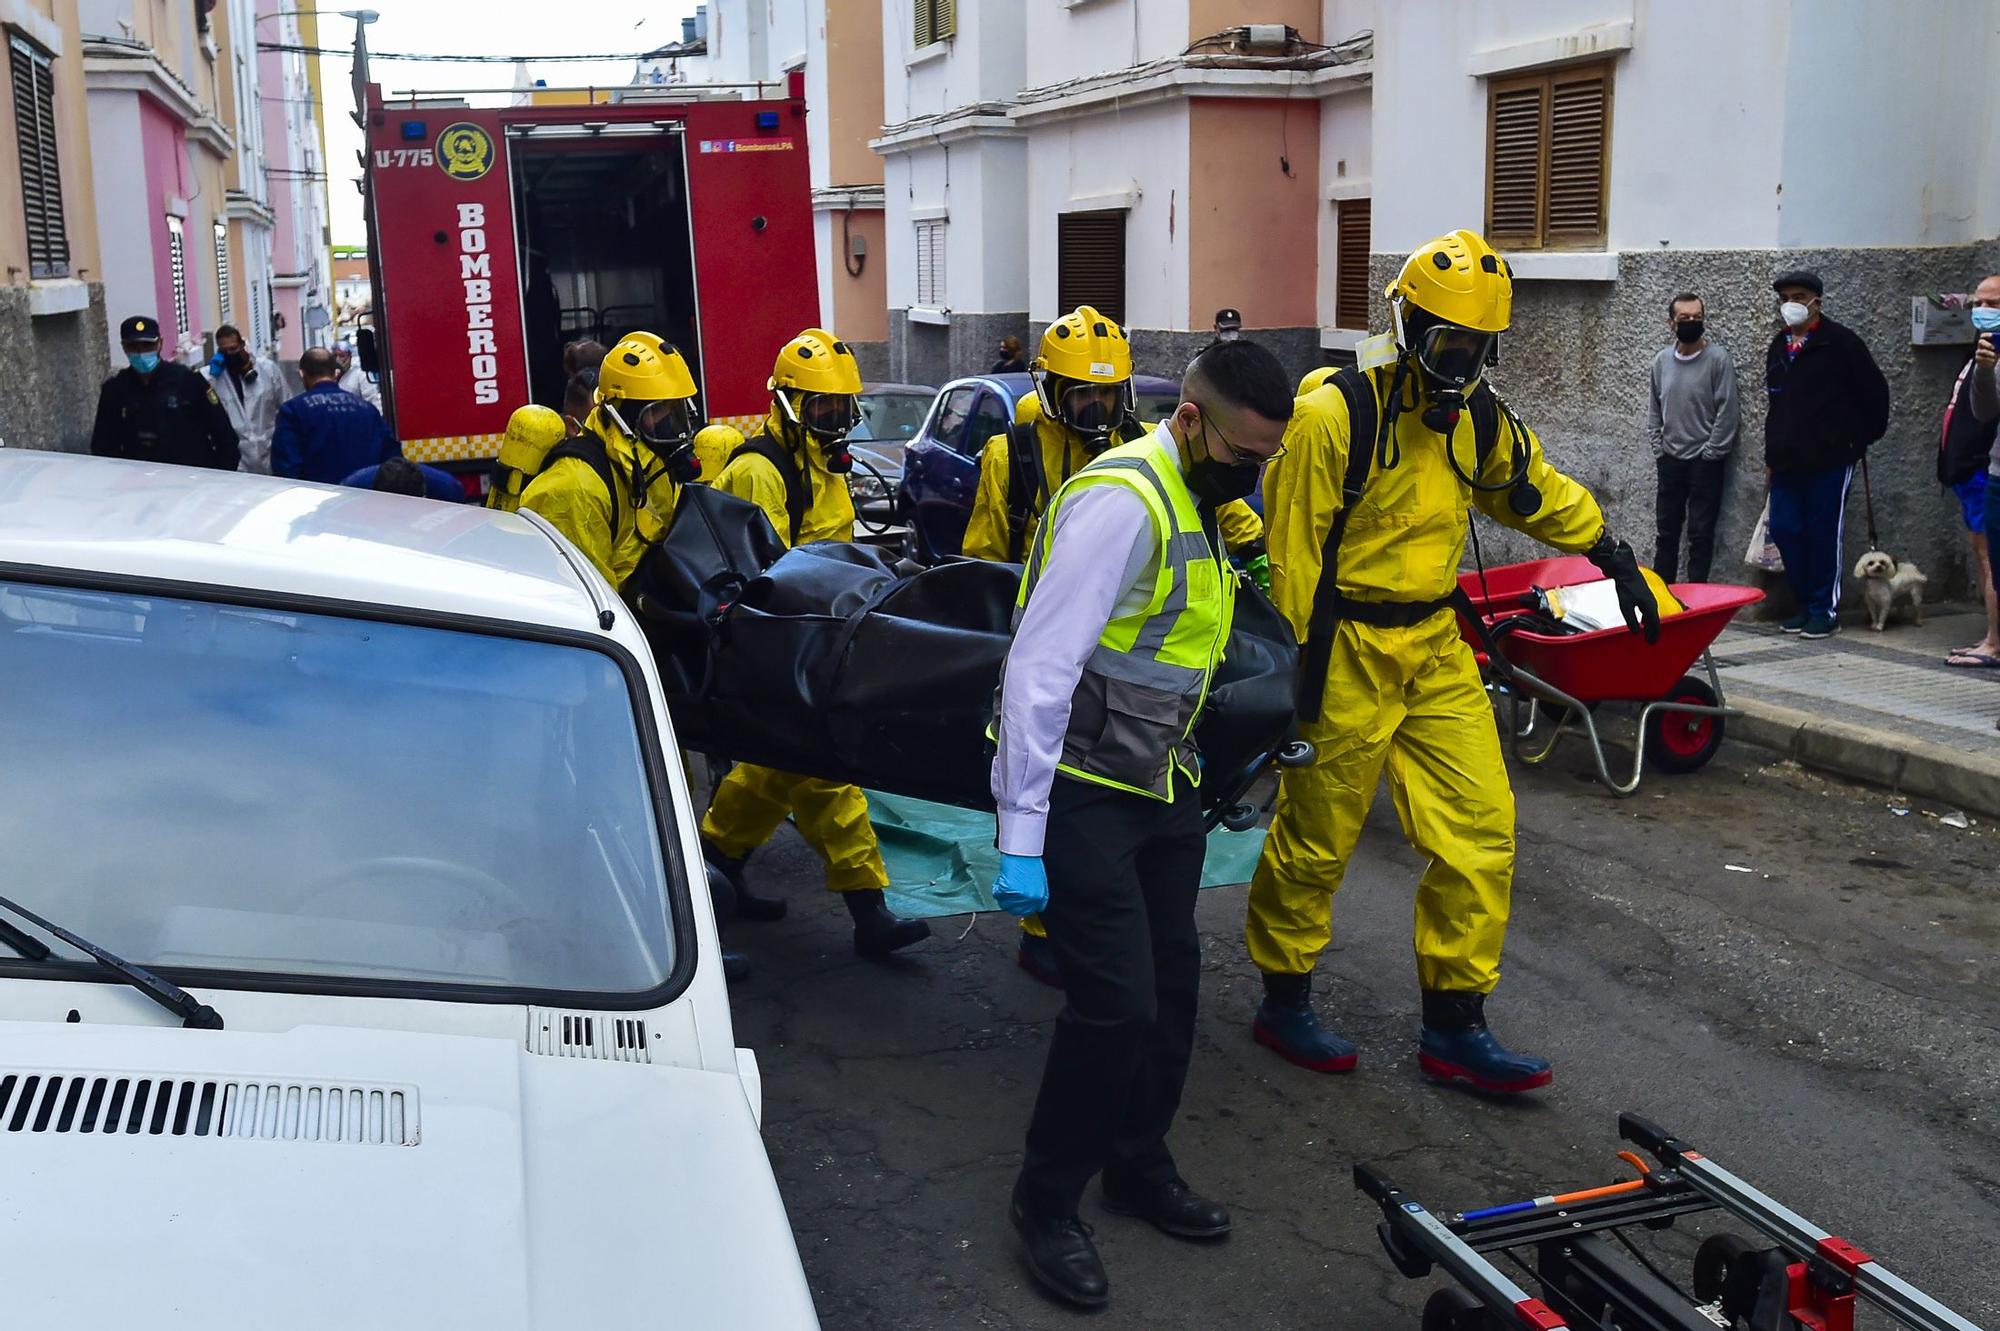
[225,190,276,227]
[1008,57,1370,128]
[812,185,887,211]
[871,102,1023,154]
[81,39,210,126]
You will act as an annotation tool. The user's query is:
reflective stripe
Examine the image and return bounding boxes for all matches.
[1086,643,1206,690]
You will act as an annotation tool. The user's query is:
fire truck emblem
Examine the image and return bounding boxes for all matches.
[436,123,495,181]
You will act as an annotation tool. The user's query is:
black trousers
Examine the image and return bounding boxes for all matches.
[1654,454,1729,583]
[1016,775,1205,1220]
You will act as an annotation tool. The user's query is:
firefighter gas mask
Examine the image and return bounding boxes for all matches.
[606,397,700,483]
[1392,300,1498,434]
[776,388,861,472]
[1037,374,1135,451]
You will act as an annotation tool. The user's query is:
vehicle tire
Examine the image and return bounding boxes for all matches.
[1644,674,1724,774]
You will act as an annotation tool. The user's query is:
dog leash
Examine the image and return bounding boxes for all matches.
[1858,455,1881,552]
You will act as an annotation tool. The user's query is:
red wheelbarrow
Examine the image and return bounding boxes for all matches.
[1456,556,1764,796]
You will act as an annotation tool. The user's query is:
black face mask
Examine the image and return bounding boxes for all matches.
[1186,456,1260,505]
[1674,319,1705,345]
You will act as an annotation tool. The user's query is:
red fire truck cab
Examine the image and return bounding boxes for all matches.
[362,78,817,481]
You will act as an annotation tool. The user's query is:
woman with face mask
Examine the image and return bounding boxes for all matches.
[1761,269,1892,639]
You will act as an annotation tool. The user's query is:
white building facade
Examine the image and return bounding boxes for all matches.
[257,0,331,362]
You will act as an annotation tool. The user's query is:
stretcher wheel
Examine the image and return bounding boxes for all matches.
[1219,802,1259,832]
[1692,1232,1760,1319]
[1421,1288,1500,1331]
[1644,674,1723,775]
[1276,740,1315,768]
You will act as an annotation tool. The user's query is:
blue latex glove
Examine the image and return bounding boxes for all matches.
[992,853,1049,917]
[208,351,225,377]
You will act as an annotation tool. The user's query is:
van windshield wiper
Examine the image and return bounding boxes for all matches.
[0,892,223,1029]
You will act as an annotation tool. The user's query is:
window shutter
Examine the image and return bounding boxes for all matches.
[913,0,932,48]
[914,219,945,307]
[1546,68,1609,246]
[932,0,955,41]
[1056,210,1125,327]
[167,216,189,338]
[1335,197,1371,330]
[214,222,233,325]
[1486,80,1544,249]
[10,36,69,280]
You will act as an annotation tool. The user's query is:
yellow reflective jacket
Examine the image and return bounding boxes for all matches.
[518,409,682,588]
[709,409,855,549]
[1262,369,1605,642]
[964,412,1264,562]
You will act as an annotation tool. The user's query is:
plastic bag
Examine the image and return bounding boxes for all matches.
[1744,497,1785,573]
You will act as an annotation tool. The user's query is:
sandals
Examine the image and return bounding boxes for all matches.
[1946,648,2000,668]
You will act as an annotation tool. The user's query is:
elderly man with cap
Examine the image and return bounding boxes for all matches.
[90,316,239,471]
[1763,269,1890,639]
[1213,308,1243,341]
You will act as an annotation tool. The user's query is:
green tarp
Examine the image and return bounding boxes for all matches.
[869,790,1268,921]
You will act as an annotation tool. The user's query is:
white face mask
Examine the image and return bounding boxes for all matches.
[1780,300,1813,328]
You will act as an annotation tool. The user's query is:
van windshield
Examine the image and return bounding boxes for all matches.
[0,581,677,997]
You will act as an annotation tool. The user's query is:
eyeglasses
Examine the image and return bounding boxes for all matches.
[1199,410,1285,464]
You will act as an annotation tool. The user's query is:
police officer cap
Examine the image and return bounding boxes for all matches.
[119,316,162,345]
[1770,269,1823,297]
[1213,307,1242,330]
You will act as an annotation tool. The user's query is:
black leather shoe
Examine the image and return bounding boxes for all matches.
[702,840,787,922]
[844,889,931,958]
[1101,1175,1232,1240]
[1010,1199,1109,1308]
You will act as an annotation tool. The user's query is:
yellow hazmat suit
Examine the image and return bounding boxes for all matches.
[691,422,745,486]
[1244,246,1606,995]
[699,331,887,894]
[519,333,696,587]
[487,404,568,514]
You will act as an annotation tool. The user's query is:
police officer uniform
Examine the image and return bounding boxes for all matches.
[90,316,239,470]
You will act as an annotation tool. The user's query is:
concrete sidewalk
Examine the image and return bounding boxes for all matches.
[1712,600,2000,816]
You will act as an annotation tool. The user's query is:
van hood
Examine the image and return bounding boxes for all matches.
[0,1020,818,1328]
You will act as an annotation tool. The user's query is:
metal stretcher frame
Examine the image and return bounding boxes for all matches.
[1354,1112,1986,1331]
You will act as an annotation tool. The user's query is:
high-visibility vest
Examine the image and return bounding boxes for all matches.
[1004,428,1235,801]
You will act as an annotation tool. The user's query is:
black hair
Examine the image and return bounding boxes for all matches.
[1667,291,1703,318]
[564,367,599,418]
[215,323,243,342]
[372,457,426,496]
[1184,338,1292,423]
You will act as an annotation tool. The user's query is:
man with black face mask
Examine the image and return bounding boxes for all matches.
[1245,229,1657,1095]
[209,324,284,474]
[1647,292,1739,581]
[987,338,1292,1309]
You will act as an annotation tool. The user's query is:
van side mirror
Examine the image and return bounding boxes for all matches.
[357,327,381,377]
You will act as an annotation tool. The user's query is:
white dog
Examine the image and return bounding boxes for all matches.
[1853,549,1927,631]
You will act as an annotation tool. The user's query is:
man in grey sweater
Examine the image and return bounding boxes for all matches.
[1647,292,1740,581]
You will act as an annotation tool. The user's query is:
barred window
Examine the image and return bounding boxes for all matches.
[214,221,232,325]
[167,216,189,337]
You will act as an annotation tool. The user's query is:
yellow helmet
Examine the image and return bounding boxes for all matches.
[495,404,567,476]
[1032,305,1135,446]
[770,327,863,448]
[598,331,699,404]
[1297,366,1339,397]
[595,331,700,477]
[1386,230,1512,389]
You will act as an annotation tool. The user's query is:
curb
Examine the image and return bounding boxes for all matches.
[1727,696,2000,818]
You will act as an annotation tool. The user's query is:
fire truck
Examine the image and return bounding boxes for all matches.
[358,76,818,486]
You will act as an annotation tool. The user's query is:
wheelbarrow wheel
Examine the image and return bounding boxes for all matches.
[1692,1233,1764,1322]
[1645,674,1724,775]
[1422,1288,1502,1331]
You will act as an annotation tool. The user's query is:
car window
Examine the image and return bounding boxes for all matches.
[969,391,1011,451]
[932,386,977,451]
[0,582,677,998]
[1135,391,1183,424]
[854,392,932,444]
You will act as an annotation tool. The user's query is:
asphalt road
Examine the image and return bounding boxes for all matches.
[719,739,2000,1330]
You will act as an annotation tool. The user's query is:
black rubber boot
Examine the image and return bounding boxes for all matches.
[1417,989,1552,1093]
[721,949,751,983]
[702,839,787,922]
[843,889,931,958]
